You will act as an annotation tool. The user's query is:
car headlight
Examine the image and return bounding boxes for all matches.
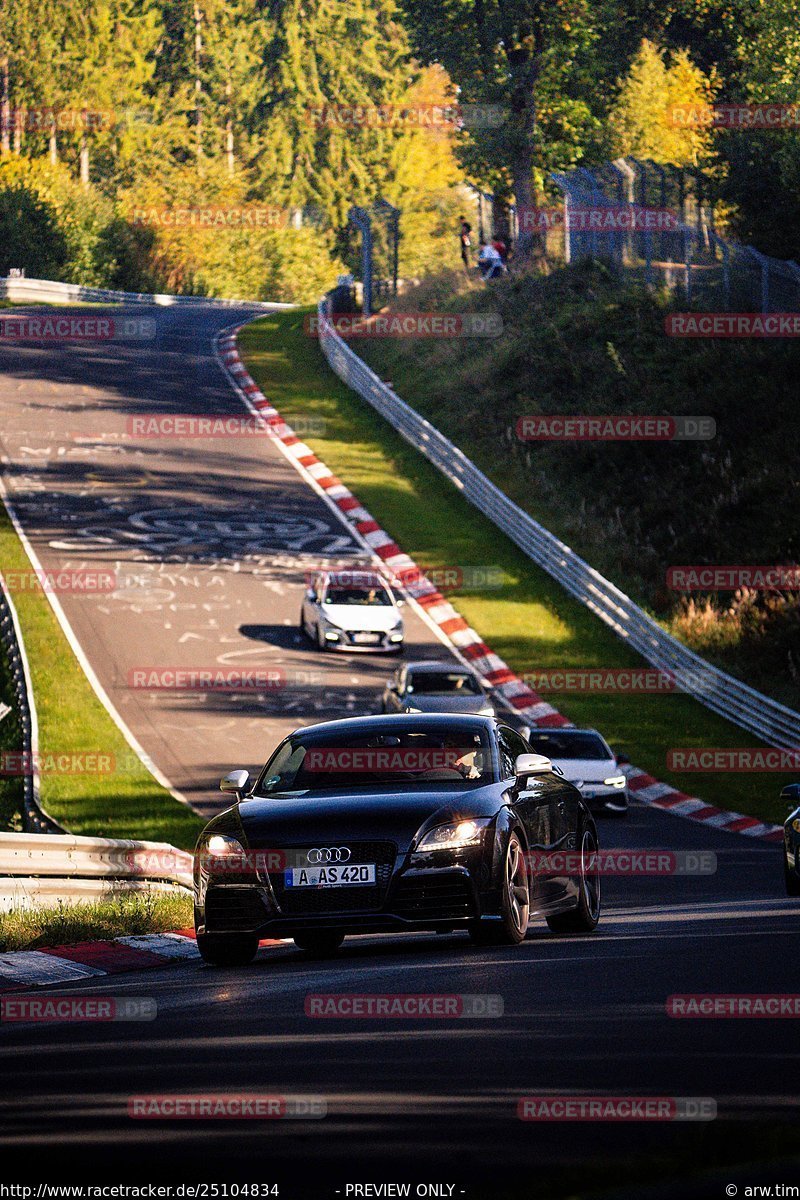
[417,817,492,851]
[603,775,627,788]
[198,833,247,868]
[792,819,800,833]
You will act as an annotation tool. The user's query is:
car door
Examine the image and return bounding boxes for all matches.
[383,665,405,712]
[498,726,571,912]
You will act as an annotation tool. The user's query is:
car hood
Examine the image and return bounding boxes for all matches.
[322,604,400,632]
[402,693,490,714]
[549,757,617,786]
[236,783,505,852]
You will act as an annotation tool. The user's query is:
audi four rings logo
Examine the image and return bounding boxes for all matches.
[306,847,351,863]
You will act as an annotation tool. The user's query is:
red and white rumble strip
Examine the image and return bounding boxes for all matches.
[0,932,288,992]
[216,324,784,846]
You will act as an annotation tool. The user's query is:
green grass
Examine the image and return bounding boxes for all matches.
[239,308,795,825]
[354,264,800,710]
[0,890,193,952]
[0,505,203,847]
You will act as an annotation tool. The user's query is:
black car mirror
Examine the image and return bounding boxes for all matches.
[614,750,631,766]
[220,769,250,796]
[780,782,800,809]
[515,753,552,778]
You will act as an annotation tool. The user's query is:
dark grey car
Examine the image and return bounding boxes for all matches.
[381,660,496,717]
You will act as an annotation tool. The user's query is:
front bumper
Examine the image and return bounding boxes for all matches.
[195,841,495,938]
[579,786,629,813]
[323,627,404,652]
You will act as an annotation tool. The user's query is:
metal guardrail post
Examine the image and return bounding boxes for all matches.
[710,232,731,311]
[743,247,770,313]
[373,198,402,297]
[683,228,693,302]
[348,206,374,316]
[0,574,64,834]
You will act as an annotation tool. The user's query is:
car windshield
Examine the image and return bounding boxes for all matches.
[258,725,493,793]
[409,671,481,695]
[527,732,611,760]
[325,586,392,606]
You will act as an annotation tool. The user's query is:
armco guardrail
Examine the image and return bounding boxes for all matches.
[0,276,294,309]
[0,831,192,911]
[316,296,800,752]
[0,573,63,834]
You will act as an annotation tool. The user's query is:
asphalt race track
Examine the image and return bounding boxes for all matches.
[0,305,454,813]
[0,305,797,1196]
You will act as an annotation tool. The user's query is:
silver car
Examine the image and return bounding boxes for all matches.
[382,660,495,717]
[524,727,629,815]
[300,570,404,653]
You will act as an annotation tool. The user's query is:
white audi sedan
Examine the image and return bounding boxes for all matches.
[300,570,404,653]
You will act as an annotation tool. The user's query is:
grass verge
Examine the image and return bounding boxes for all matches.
[0,890,193,953]
[0,504,203,847]
[239,308,794,826]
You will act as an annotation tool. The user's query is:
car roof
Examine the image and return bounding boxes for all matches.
[288,712,495,739]
[529,727,602,737]
[404,660,479,675]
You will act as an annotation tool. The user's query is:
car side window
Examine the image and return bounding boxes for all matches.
[497,726,528,778]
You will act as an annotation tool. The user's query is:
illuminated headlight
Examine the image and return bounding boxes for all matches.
[603,776,627,788]
[198,833,246,867]
[388,618,404,642]
[417,818,492,852]
[792,819,800,833]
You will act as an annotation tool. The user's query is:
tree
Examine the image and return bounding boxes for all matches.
[398,0,601,224]
[610,39,716,165]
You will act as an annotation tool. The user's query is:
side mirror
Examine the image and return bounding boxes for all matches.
[306,588,316,601]
[515,753,552,778]
[780,782,800,809]
[220,769,250,796]
[615,751,631,766]
[396,597,406,607]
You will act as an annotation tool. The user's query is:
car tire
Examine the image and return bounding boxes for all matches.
[293,931,345,957]
[468,830,529,946]
[196,932,259,967]
[785,851,800,897]
[546,823,601,935]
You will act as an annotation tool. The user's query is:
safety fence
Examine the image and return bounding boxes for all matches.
[316,295,800,752]
[0,831,192,911]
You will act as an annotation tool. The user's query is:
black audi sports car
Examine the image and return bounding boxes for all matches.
[193,713,601,966]
[782,782,800,896]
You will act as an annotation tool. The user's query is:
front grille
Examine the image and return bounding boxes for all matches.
[205,886,268,931]
[272,841,396,915]
[393,873,475,920]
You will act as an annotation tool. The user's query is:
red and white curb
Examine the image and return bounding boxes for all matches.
[214,327,783,845]
[0,932,290,992]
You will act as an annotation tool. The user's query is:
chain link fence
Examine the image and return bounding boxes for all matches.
[551,157,800,314]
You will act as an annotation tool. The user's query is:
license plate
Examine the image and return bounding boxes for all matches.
[352,632,380,644]
[285,863,376,888]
